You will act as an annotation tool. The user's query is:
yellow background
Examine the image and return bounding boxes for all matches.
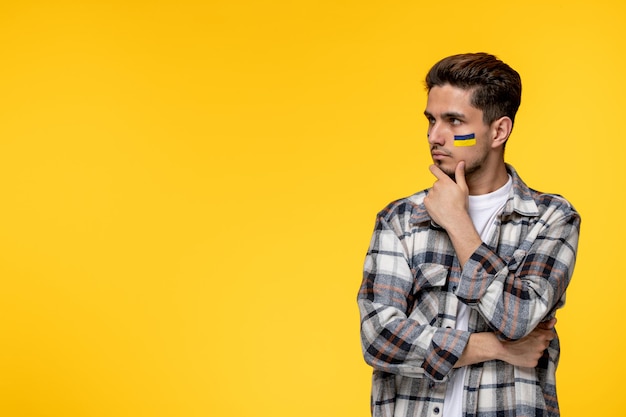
[0,1,622,416]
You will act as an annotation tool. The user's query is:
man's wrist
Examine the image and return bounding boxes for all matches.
[447,220,482,267]
[455,332,503,368]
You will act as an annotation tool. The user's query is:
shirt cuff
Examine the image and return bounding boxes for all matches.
[422,328,470,381]
[456,242,507,304]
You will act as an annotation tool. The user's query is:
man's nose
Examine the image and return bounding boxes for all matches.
[428,124,445,146]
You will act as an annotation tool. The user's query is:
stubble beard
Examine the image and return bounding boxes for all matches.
[437,153,487,182]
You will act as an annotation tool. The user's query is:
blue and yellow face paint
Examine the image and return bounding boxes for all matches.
[453,133,476,147]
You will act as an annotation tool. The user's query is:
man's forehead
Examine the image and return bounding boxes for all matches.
[425,85,478,114]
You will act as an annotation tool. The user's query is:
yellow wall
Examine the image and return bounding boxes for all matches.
[0,1,621,416]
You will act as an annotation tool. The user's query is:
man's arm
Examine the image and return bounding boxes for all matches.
[424,162,580,341]
[454,318,557,368]
[358,209,554,381]
[358,210,470,382]
[423,164,559,366]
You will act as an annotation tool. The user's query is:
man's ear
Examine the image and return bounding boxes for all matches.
[491,116,513,149]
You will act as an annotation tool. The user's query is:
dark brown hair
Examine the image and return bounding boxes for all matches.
[425,53,522,126]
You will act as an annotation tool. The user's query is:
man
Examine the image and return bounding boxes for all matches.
[357,53,580,417]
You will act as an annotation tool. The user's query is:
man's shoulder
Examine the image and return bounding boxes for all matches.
[376,189,429,223]
[527,187,579,217]
[508,165,580,220]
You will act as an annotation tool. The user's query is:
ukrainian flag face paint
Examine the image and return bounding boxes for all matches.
[454,133,476,147]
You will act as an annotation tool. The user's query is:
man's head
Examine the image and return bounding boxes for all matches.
[424,53,521,190]
[425,53,521,127]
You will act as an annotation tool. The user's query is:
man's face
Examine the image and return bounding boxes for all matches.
[424,84,493,180]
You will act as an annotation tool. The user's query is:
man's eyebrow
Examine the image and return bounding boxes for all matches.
[442,111,465,119]
[423,111,466,119]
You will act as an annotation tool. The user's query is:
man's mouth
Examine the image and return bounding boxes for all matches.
[431,149,451,159]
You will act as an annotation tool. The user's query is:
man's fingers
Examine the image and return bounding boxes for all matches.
[455,161,467,190]
[537,318,557,330]
[429,163,468,189]
[428,164,449,181]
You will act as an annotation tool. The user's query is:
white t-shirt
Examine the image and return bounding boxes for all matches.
[442,175,512,417]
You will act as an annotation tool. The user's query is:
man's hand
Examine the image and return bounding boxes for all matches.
[423,162,470,230]
[424,161,481,266]
[498,318,557,368]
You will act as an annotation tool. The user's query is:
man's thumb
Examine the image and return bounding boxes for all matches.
[455,161,467,190]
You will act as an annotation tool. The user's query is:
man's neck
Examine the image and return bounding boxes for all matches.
[467,163,509,195]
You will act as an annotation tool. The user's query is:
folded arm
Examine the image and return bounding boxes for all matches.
[358,214,469,382]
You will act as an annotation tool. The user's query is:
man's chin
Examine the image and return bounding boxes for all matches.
[435,162,456,179]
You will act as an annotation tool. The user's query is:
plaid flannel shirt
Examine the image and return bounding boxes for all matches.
[358,165,580,417]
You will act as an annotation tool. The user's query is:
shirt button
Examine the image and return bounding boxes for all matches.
[433,407,440,414]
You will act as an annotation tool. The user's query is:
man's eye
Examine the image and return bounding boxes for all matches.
[450,118,461,125]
